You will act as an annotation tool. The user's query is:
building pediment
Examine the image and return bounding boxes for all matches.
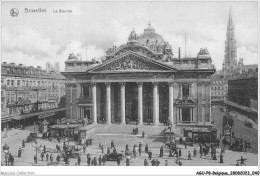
[88,51,176,73]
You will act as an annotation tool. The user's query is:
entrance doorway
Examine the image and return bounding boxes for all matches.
[130,99,138,122]
[84,108,91,121]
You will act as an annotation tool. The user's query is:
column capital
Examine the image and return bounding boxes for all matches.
[91,82,96,87]
[137,82,143,87]
[105,82,111,86]
[119,82,125,87]
[152,82,158,86]
[168,82,174,87]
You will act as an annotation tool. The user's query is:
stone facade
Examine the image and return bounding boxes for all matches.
[1,62,66,127]
[61,24,215,130]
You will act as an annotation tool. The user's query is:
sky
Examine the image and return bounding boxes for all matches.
[1,1,258,71]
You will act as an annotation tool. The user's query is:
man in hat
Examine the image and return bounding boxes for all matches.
[18,148,22,157]
[160,145,163,157]
[46,153,49,162]
[145,144,149,153]
[50,154,53,163]
[40,152,44,161]
[98,155,102,166]
[188,151,192,160]
[117,157,121,166]
[111,140,115,149]
[148,150,152,160]
[77,155,81,165]
[22,139,25,148]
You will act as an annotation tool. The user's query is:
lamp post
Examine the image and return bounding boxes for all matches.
[168,123,173,144]
[2,143,9,166]
[67,122,70,146]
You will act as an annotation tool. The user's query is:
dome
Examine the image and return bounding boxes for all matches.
[138,22,166,46]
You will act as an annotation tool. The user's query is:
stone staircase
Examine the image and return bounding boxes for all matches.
[94,124,168,136]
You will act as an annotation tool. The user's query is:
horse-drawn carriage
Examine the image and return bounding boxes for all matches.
[26,133,37,143]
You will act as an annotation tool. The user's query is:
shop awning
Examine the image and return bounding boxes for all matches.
[10,108,66,121]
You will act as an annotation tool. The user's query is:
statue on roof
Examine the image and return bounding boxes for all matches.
[198,48,210,56]
[128,28,138,42]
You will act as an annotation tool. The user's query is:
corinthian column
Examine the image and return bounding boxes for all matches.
[169,82,174,124]
[138,82,143,125]
[106,82,111,124]
[120,82,126,125]
[153,82,159,125]
[91,83,97,124]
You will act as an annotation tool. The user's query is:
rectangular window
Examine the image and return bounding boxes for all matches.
[7,80,10,86]
[182,108,191,122]
[83,85,90,98]
[11,80,14,86]
[77,63,81,66]
[17,80,20,87]
[182,84,189,98]
[67,63,74,67]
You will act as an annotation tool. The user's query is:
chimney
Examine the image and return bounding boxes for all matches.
[10,62,15,65]
[3,62,7,64]
[178,47,181,58]
[19,64,23,66]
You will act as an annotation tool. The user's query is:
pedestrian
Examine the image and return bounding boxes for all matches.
[184,141,187,149]
[139,142,142,150]
[142,131,145,138]
[240,156,246,166]
[125,144,129,150]
[148,150,152,160]
[102,155,106,166]
[98,155,102,166]
[22,139,25,148]
[101,145,104,153]
[133,147,136,158]
[45,153,49,162]
[83,144,86,153]
[145,144,148,153]
[77,155,81,165]
[89,137,93,146]
[200,147,203,158]
[179,149,182,158]
[188,151,192,160]
[144,159,148,166]
[138,147,142,156]
[193,148,197,157]
[117,157,121,166]
[156,159,160,166]
[58,136,60,143]
[220,133,222,139]
[168,149,173,157]
[34,155,37,164]
[107,147,110,154]
[99,142,101,149]
[179,137,183,144]
[43,145,46,153]
[41,152,44,161]
[111,140,115,148]
[50,154,53,163]
[151,159,156,166]
[18,148,22,157]
[216,138,220,148]
[244,141,247,154]
[87,154,91,166]
[56,154,60,163]
[160,145,164,157]
[164,160,168,166]
[126,159,130,166]
[91,159,94,166]
[220,153,224,164]
[9,154,14,166]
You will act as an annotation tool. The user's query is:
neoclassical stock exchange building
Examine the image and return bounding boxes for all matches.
[61,24,215,133]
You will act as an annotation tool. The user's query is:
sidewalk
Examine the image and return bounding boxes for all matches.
[229,111,258,130]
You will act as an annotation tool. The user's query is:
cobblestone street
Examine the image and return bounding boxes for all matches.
[1,121,258,166]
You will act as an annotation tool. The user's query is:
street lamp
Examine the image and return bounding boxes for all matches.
[67,122,70,146]
[2,143,9,166]
[168,123,173,144]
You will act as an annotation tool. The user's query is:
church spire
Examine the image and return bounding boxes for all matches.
[223,6,237,77]
[228,6,233,28]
